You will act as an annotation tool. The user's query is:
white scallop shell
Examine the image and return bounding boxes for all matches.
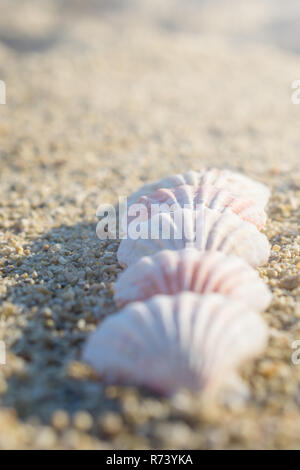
[82,293,268,395]
[114,249,272,311]
[129,168,270,208]
[129,184,266,230]
[117,207,270,268]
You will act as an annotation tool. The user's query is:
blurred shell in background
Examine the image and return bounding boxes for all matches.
[128,168,270,208]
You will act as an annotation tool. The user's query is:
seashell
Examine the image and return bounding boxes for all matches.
[114,249,272,311]
[128,168,270,208]
[117,207,270,268]
[82,293,268,395]
[128,184,266,230]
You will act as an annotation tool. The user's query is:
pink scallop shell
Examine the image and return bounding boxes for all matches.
[117,207,270,268]
[114,249,271,311]
[129,168,270,208]
[82,293,268,396]
[127,184,266,230]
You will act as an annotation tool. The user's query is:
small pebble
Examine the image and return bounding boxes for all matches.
[73,412,93,432]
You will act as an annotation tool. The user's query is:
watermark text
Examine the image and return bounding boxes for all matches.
[0,80,6,104]
[96,198,204,241]
[0,341,6,365]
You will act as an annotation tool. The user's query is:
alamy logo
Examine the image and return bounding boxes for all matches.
[96,198,205,241]
[291,340,300,365]
[0,80,6,104]
[0,341,6,365]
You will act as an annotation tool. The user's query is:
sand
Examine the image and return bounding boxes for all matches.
[0,0,300,449]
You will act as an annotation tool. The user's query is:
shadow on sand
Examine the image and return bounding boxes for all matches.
[1,221,123,424]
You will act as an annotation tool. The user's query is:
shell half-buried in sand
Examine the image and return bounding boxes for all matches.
[82,293,268,396]
[117,206,270,268]
[128,168,270,208]
[114,249,272,311]
[128,183,266,230]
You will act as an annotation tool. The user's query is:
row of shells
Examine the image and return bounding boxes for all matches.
[83,168,271,397]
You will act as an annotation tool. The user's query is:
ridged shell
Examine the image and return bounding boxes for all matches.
[114,249,272,311]
[129,184,266,230]
[129,168,270,208]
[117,207,270,268]
[82,293,268,395]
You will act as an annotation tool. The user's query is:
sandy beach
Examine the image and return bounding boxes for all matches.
[0,0,300,449]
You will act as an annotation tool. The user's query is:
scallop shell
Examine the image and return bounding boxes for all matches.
[114,249,272,311]
[129,168,270,208]
[128,184,266,230]
[117,207,270,268]
[82,293,268,395]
